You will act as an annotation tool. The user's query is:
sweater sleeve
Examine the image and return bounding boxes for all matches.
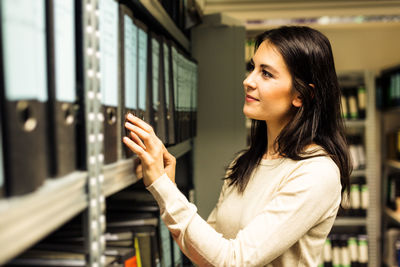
[146,159,341,267]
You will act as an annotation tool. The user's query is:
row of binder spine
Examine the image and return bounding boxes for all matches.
[0,0,198,197]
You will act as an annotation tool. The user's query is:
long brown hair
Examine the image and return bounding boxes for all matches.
[226,26,351,194]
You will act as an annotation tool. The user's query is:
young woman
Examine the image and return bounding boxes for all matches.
[123,25,351,266]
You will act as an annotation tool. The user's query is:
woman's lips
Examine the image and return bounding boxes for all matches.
[246,94,259,102]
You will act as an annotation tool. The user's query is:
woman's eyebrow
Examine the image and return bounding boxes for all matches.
[260,63,278,74]
[251,58,279,75]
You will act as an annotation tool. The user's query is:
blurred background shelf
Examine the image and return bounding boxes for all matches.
[334,217,367,226]
[0,171,88,265]
[386,159,400,170]
[385,208,400,226]
[345,119,366,128]
[351,168,366,177]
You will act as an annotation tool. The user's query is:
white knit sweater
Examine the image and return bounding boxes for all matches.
[147,154,341,266]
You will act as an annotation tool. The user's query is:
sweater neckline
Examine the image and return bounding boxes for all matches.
[259,157,285,167]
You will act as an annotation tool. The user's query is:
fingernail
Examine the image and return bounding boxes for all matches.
[127,113,134,120]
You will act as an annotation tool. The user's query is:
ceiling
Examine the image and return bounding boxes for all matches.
[199,0,400,31]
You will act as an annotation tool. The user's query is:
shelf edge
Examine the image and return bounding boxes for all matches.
[0,172,88,265]
[139,0,190,51]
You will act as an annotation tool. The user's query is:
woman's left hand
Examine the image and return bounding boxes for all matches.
[123,113,175,187]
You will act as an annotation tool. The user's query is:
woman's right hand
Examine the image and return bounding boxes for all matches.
[123,114,176,186]
[134,147,176,184]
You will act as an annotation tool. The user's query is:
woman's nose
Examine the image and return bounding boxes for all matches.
[243,72,256,90]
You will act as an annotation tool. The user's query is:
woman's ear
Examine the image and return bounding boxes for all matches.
[292,93,302,107]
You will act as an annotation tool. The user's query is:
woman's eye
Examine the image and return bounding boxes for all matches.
[248,63,255,71]
[262,69,273,78]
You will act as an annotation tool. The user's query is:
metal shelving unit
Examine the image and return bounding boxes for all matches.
[0,171,88,265]
[336,71,381,267]
[0,1,195,266]
[363,70,381,267]
[0,0,193,267]
[380,94,400,266]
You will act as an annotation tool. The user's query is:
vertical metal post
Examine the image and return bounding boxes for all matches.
[82,0,105,265]
[364,70,381,267]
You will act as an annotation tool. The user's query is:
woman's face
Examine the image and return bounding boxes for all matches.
[243,41,300,125]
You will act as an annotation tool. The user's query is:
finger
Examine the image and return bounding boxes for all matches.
[125,121,161,151]
[130,131,146,150]
[125,113,154,134]
[135,163,143,179]
[125,122,152,144]
[122,137,152,163]
[163,146,175,162]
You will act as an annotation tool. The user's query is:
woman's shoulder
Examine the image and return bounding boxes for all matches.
[280,145,340,186]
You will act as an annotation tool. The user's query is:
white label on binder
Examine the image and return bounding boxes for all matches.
[152,38,159,111]
[138,28,147,110]
[163,43,170,109]
[99,0,118,107]
[124,15,137,110]
[54,0,75,103]
[2,0,48,102]
[172,46,179,110]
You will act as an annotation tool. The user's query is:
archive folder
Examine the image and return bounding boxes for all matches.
[179,53,192,142]
[47,0,77,177]
[162,37,176,145]
[0,0,49,195]
[136,19,151,124]
[175,49,192,142]
[99,0,119,164]
[119,5,138,158]
[189,59,198,138]
[150,32,167,144]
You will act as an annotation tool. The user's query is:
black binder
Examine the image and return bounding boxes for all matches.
[119,5,138,158]
[175,48,191,142]
[74,0,87,171]
[162,38,176,146]
[0,0,48,195]
[181,53,192,142]
[46,0,77,178]
[189,58,198,138]
[136,19,151,124]
[99,0,119,164]
[150,32,167,144]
